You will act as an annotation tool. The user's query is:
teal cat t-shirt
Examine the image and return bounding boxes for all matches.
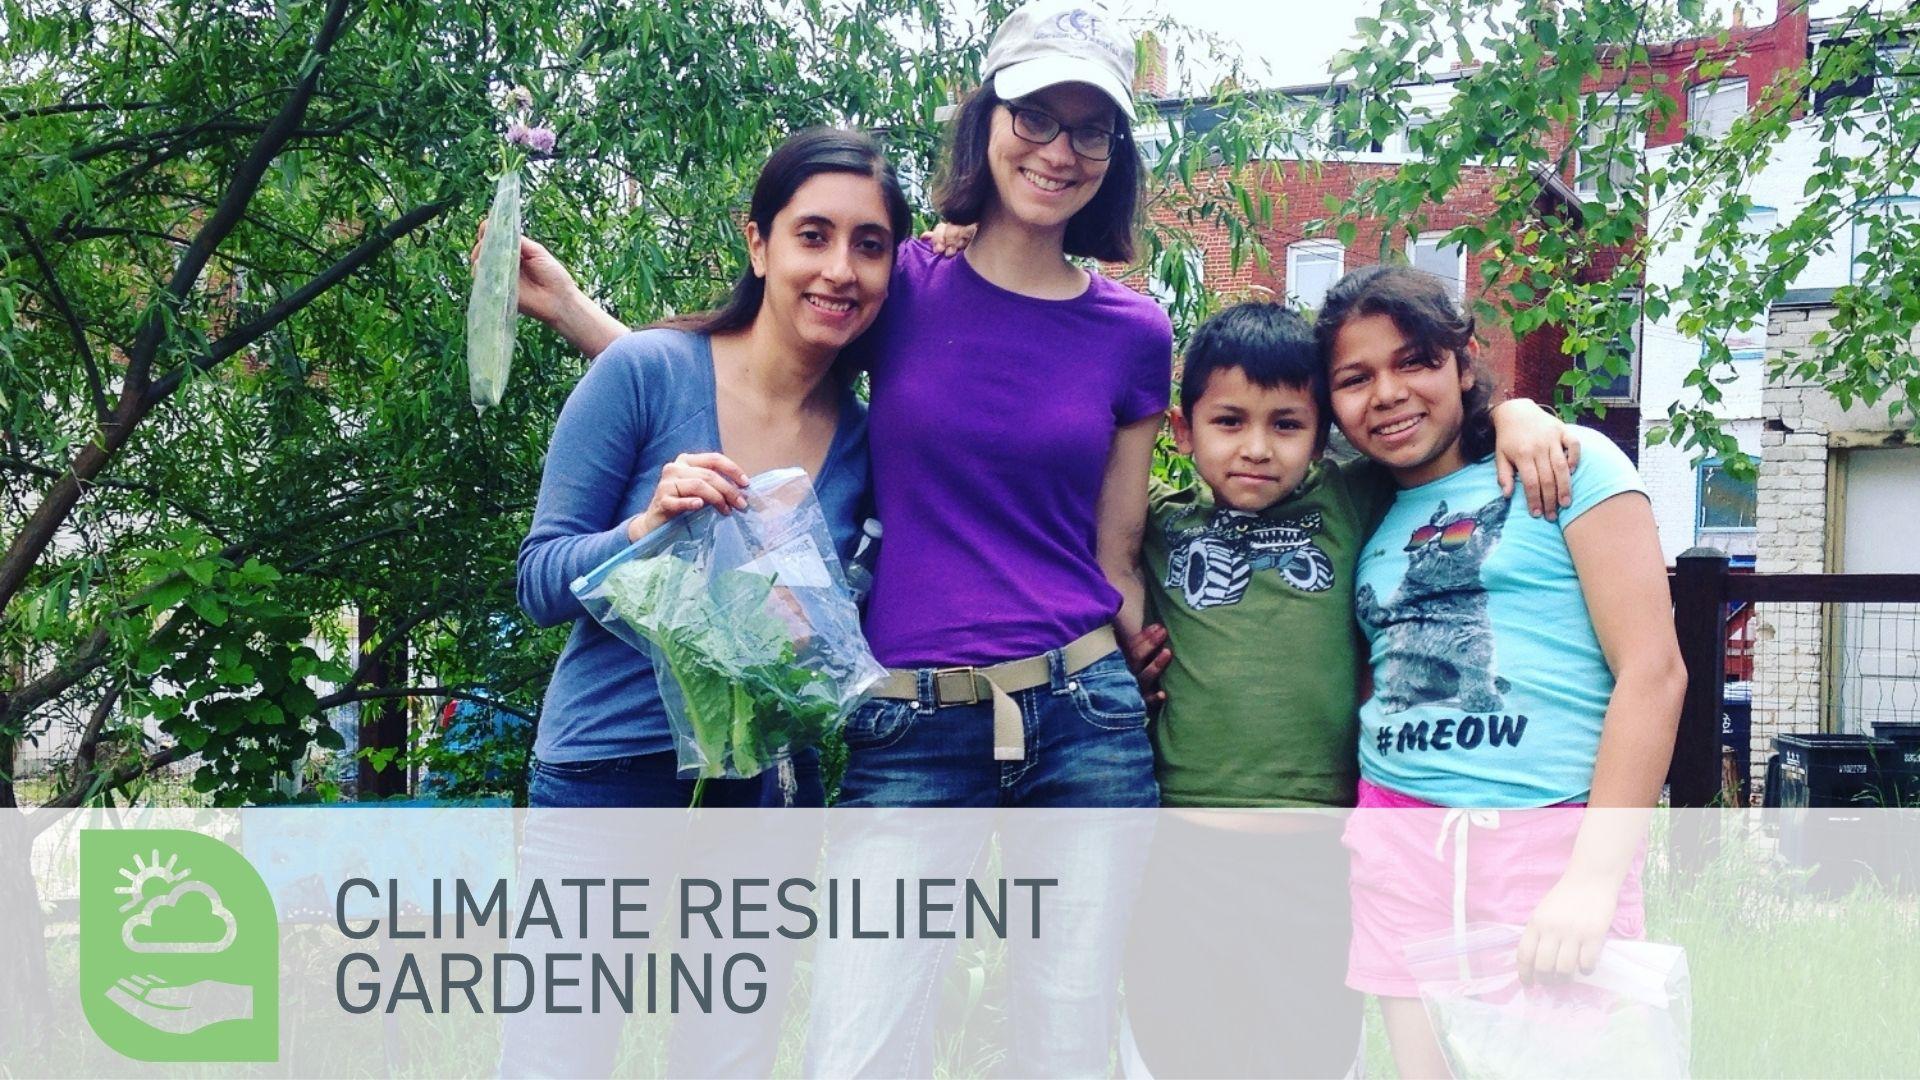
[1353,428,1646,807]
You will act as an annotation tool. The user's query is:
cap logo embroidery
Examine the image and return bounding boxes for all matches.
[1038,10,1126,62]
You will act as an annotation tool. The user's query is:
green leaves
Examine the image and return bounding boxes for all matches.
[5,0,975,805]
[601,556,845,781]
[1313,0,1920,459]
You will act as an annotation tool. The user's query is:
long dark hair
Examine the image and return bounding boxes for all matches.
[661,127,912,335]
[931,86,1141,264]
[1313,264,1497,461]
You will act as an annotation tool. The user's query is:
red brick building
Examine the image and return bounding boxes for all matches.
[1133,2,1814,460]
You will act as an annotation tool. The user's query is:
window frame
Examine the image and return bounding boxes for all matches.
[1574,92,1643,199]
[1696,457,1759,534]
[1687,77,1749,140]
[1405,231,1467,303]
[1286,239,1345,311]
[1849,194,1920,286]
[1590,288,1642,404]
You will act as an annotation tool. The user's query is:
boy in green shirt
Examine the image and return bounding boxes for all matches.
[1122,301,1574,1075]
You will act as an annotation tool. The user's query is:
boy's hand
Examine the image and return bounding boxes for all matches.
[1491,398,1582,520]
[1124,624,1173,706]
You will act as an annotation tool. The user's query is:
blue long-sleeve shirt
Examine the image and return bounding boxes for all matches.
[518,328,870,763]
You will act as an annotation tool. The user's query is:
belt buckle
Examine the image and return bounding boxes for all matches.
[932,666,981,707]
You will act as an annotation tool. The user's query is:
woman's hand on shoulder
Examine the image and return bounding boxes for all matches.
[920,221,977,258]
[1490,398,1582,520]
[626,453,752,541]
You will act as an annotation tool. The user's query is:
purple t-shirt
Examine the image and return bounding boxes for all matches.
[857,241,1173,667]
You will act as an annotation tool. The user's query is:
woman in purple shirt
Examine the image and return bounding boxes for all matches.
[526,1,1168,811]
[517,6,1169,1072]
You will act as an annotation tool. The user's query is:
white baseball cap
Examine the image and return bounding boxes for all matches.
[982,0,1137,118]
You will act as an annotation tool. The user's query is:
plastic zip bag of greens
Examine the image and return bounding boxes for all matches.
[1405,923,1691,1078]
[465,168,521,413]
[571,467,883,785]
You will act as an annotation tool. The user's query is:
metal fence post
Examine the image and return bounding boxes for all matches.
[1670,548,1730,807]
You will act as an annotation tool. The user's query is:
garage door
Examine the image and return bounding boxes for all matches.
[1837,446,1920,733]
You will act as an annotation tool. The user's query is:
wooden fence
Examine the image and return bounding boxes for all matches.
[1667,547,1920,807]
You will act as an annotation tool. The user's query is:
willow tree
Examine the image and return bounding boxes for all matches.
[0,0,993,815]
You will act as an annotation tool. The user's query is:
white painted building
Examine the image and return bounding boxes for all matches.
[1637,13,1914,566]
[1638,118,1877,564]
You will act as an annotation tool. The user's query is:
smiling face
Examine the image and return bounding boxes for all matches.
[1327,312,1477,487]
[985,83,1114,235]
[746,171,896,357]
[1172,367,1322,513]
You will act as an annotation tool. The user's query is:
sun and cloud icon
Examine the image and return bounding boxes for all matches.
[112,850,239,954]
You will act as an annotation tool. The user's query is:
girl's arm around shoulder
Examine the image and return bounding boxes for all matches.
[1097,414,1163,643]
[1565,487,1686,809]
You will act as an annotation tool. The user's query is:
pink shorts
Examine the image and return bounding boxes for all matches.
[1342,779,1646,998]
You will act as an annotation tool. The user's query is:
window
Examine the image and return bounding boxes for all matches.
[1378,110,1437,156]
[1716,205,1776,362]
[1406,232,1466,303]
[1815,41,1916,113]
[1687,79,1747,139]
[1574,93,1642,199]
[1287,241,1344,311]
[1133,120,1173,167]
[1698,459,1758,532]
[1589,291,1641,402]
[1850,195,1919,285]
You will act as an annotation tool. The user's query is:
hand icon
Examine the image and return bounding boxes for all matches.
[105,974,254,1035]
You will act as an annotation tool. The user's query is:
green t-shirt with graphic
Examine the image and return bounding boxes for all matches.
[1144,457,1396,807]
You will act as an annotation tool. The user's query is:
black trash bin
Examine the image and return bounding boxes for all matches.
[1871,722,1920,805]
[1721,682,1753,804]
[1774,733,1898,808]
[1774,733,1914,894]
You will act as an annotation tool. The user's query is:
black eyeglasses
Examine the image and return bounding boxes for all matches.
[1004,104,1121,161]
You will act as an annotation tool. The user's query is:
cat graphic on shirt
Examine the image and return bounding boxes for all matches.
[1356,495,1512,714]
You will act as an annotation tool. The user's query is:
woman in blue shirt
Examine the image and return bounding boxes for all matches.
[514,128,907,809]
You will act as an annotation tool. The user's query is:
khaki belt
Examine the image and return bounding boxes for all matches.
[869,627,1119,762]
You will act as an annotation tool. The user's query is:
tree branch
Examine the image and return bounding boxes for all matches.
[36,742,195,813]
[0,0,368,618]
[315,686,536,724]
[72,680,125,778]
[7,216,109,423]
[121,0,350,393]
[0,100,160,123]
[2,629,114,730]
[0,455,227,537]
[65,113,368,166]
[144,197,457,402]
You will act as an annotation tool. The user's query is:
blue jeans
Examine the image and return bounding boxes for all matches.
[502,751,821,1077]
[805,648,1157,1077]
[835,649,1159,809]
[527,748,825,808]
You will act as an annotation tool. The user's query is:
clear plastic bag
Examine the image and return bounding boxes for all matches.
[465,168,520,413]
[1405,923,1691,1079]
[571,467,884,780]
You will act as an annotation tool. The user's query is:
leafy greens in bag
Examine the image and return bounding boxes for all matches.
[572,468,882,788]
